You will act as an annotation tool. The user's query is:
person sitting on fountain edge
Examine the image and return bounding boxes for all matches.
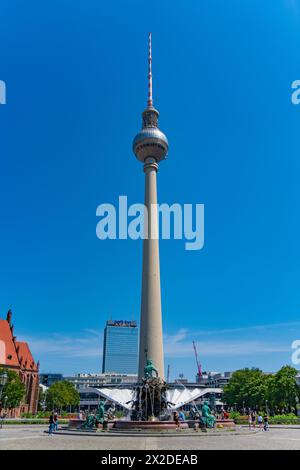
[173,411,180,429]
[178,408,186,421]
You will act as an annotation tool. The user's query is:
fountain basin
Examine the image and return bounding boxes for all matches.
[114,420,189,431]
[215,419,236,428]
[68,419,115,430]
[186,419,235,429]
[68,418,235,431]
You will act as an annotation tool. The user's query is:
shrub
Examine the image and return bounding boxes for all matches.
[233,414,300,425]
[269,414,299,425]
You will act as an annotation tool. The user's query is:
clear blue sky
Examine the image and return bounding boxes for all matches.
[1,0,300,380]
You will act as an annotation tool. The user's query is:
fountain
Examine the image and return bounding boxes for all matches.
[131,361,169,421]
[114,359,188,431]
[67,358,235,433]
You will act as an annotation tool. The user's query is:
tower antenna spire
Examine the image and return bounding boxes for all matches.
[147,32,153,107]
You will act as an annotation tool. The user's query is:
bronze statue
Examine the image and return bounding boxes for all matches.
[81,413,96,429]
[131,360,170,421]
[80,400,106,429]
[144,359,158,378]
[201,402,216,428]
[95,400,105,425]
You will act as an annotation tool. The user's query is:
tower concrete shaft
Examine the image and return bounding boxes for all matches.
[133,33,168,381]
[138,158,164,380]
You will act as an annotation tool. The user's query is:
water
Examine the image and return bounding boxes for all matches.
[175,381,201,417]
[131,378,170,421]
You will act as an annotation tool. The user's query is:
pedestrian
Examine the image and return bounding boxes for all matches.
[53,412,59,431]
[263,414,269,431]
[48,413,55,435]
[173,411,180,430]
[251,412,256,429]
[258,414,263,429]
[178,408,185,421]
[248,413,252,430]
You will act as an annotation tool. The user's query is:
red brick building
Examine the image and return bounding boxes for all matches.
[0,309,39,416]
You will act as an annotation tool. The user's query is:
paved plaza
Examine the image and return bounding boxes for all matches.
[1,425,300,450]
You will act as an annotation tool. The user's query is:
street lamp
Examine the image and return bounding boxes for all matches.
[0,371,8,402]
[0,372,8,429]
[242,400,245,415]
[209,392,216,412]
[265,400,269,414]
[295,395,300,416]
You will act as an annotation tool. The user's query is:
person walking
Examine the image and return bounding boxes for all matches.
[48,413,55,435]
[263,414,269,431]
[53,412,59,431]
[251,411,256,429]
[258,414,263,429]
[248,413,252,430]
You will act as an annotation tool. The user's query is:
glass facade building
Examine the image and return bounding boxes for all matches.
[102,320,138,374]
[39,373,63,387]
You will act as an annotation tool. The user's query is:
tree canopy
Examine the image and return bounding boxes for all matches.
[266,366,300,411]
[0,367,25,409]
[45,380,80,411]
[223,365,300,412]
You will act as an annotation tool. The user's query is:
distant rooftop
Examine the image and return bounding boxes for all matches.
[106,320,137,327]
[72,372,137,378]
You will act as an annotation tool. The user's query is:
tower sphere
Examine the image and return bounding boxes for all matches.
[132,32,168,164]
[132,125,168,163]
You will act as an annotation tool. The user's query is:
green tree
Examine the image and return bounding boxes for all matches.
[45,381,80,412]
[223,368,268,410]
[267,366,300,413]
[0,367,25,409]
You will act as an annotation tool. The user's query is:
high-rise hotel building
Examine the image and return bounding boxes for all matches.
[102,320,138,374]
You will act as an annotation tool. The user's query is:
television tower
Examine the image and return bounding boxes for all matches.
[133,33,168,380]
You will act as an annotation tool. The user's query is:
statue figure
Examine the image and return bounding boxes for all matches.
[106,403,116,420]
[189,405,200,420]
[81,413,96,429]
[95,400,105,425]
[144,359,158,379]
[201,402,216,428]
[80,400,106,429]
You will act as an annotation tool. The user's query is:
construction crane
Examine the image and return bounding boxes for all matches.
[192,341,202,381]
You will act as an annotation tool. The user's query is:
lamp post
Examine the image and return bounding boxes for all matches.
[210,392,216,412]
[0,372,8,429]
[295,395,300,416]
[242,400,245,415]
[0,371,8,404]
[265,399,269,415]
[0,396,8,428]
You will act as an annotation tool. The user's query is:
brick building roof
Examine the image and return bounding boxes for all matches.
[0,319,20,367]
[0,310,38,372]
[16,341,38,371]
